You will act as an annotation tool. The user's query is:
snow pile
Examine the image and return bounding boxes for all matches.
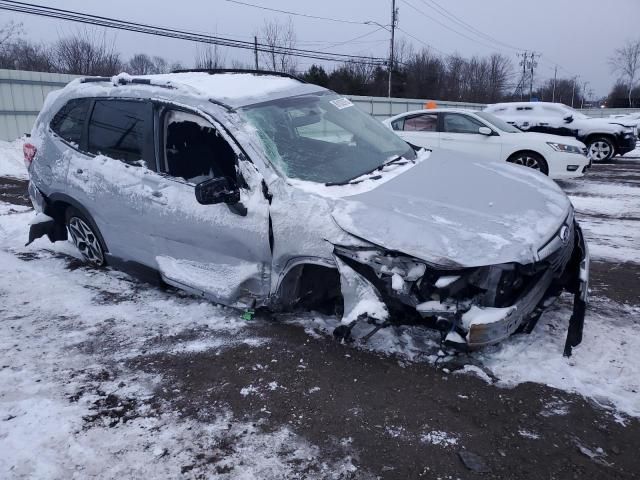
[0,207,359,478]
[476,297,640,417]
[420,430,459,447]
[0,139,28,179]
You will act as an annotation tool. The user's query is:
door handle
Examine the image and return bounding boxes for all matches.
[151,190,163,198]
[76,168,84,174]
[441,136,454,141]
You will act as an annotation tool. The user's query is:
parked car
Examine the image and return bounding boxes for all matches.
[383,108,589,179]
[609,112,640,131]
[24,70,588,354]
[484,102,637,162]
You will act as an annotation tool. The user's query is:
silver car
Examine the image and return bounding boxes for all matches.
[25,70,589,355]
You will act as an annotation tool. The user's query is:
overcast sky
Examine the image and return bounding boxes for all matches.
[4,0,639,97]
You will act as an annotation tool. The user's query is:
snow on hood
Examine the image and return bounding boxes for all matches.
[331,149,571,268]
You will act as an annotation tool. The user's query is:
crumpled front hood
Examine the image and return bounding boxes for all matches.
[331,149,571,268]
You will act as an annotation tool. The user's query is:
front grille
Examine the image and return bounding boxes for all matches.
[540,221,575,273]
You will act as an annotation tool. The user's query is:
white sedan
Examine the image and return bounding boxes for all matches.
[383,108,590,179]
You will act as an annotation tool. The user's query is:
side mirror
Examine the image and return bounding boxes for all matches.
[563,115,574,123]
[478,126,493,136]
[195,177,240,205]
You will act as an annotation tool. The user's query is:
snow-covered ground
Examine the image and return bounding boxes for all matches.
[0,139,28,180]
[0,209,359,478]
[1,142,639,477]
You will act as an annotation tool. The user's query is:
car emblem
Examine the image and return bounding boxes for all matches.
[559,225,570,245]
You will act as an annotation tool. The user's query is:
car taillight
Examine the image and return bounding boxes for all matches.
[23,143,37,169]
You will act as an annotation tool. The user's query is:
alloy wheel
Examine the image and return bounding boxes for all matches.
[68,216,105,266]
[588,141,612,161]
[510,155,541,170]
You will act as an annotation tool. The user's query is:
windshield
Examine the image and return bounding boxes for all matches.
[559,104,588,119]
[474,111,521,133]
[240,92,416,184]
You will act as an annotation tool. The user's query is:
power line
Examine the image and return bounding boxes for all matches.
[222,0,373,26]
[399,0,512,54]
[418,0,523,52]
[324,26,387,49]
[0,0,387,65]
[395,26,448,56]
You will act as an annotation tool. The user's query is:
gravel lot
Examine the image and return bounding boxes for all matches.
[1,151,638,479]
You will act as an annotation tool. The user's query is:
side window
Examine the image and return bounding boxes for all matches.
[403,114,438,132]
[542,105,565,116]
[442,113,484,134]
[163,110,237,184]
[50,98,90,146]
[88,100,152,165]
[515,106,534,114]
[390,119,404,131]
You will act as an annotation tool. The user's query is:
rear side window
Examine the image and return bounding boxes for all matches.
[50,98,90,146]
[88,100,151,164]
[404,114,438,132]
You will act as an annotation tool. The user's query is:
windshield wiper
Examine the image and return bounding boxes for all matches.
[325,155,410,187]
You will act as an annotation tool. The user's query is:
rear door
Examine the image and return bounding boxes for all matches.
[439,112,502,160]
[392,113,440,148]
[147,105,272,308]
[65,98,163,266]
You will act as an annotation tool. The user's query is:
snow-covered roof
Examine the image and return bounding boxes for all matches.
[486,102,571,110]
[80,72,326,108]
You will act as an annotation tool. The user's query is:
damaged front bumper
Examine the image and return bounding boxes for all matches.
[333,221,589,355]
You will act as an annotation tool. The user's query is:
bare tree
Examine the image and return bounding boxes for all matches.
[609,39,640,107]
[195,43,225,69]
[53,29,122,75]
[0,21,22,50]
[127,53,156,74]
[152,56,170,73]
[169,61,184,72]
[486,53,513,102]
[257,18,297,73]
[0,39,56,72]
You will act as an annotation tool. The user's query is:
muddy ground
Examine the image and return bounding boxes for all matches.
[1,157,639,479]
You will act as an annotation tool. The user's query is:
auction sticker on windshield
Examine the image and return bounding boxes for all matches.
[330,98,354,109]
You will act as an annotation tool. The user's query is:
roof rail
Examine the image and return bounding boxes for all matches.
[171,68,306,83]
[80,77,111,83]
[79,76,174,89]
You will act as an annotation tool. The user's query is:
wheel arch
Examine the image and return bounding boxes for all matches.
[583,132,615,144]
[273,257,341,311]
[506,149,549,175]
[47,193,109,253]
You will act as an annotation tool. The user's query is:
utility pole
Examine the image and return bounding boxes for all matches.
[581,81,589,109]
[254,35,259,70]
[528,52,538,101]
[388,0,397,98]
[552,65,558,102]
[571,75,579,107]
[517,52,528,101]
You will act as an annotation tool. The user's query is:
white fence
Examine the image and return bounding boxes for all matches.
[0,69,80,141]
[1,68,639,141]
[347,95,486,119]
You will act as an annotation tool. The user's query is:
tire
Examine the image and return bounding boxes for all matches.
[586,136,615,162]
[507,151,549,175]
[65,207,107,267]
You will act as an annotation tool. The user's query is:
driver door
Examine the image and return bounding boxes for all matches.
[149,106,272,308]
[439,112,502,160]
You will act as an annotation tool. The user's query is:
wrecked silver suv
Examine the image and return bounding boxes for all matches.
[25,70,589,355]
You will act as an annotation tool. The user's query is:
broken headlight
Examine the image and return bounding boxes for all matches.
[333,245,426,283]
